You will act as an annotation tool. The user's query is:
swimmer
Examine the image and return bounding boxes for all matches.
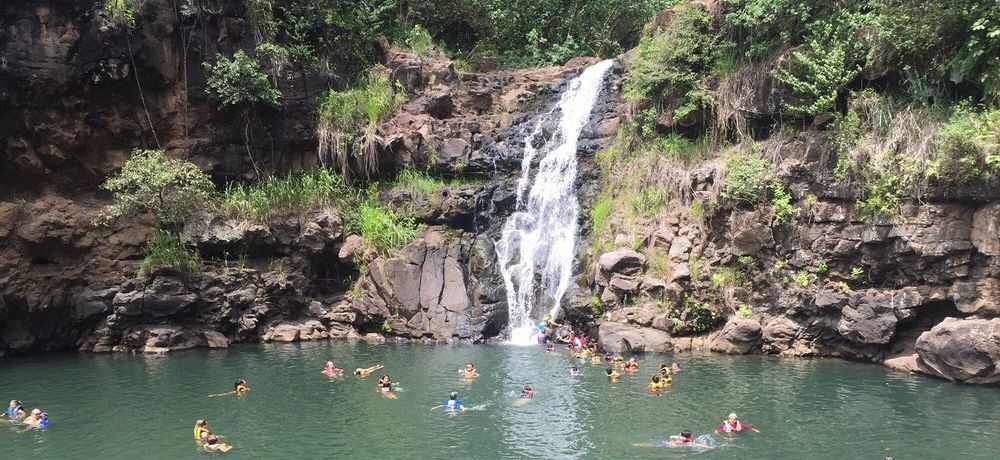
[233,379,250,395]
[194,419,211,440]
[570,366,581,376]
[545,343,556,353]
[606,367,620,380]
[520,385,535,398]
[33,413,50,430]
[458,363,479,378]
[623,357,639,371]
[604,353,614,362]
[591,355,602,365]
[6,400,25,420]
[203,435,233,453]
[378,374,398,398]
[714,413,760,434]
[648,375,669,391]
[322,361,343,375]
[21,409,41,429]
[671,362,683,374]
[354,365,384,377]
[612,355,624,368]
[432,392,466,413]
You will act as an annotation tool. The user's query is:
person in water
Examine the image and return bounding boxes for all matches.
[203,435,233,453]
[194,419,211,440]
[21,409,42,429]
[623,357,639,371]
[545,343,556,353]
[322,361,342,375]
[33,412,50,430]
[570,366,581,376]
[715,413,760,434]
[520,385,535,398]
[6,400,25,420]
[606,367,620,380]
[648,374,669,391]
[378,374,398,398]
[354,364,384,377]
[671,362,683,374]
[458,363,479,378]
[590,355,602,365]
[234,379,250,395]
[440,392,465,412]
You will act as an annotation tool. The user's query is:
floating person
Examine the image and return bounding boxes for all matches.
[431,392,466,413]
[194,419,211,440]
[570,366,581,376]
[604,353,614,362]
[545,343,556,353]
[378,374,398,399]
[354,365,384,378]
[606,367,620,381]
[33,413,50,430]
[203,435,233,453]
[511,385,534,407]
[623,358,639,371]
[671,362,683,374]
[21,409,42,429]
[458,363,479,378]
[520,385,534,399]
[234,379,250,395]
[669,431,695,446]
[590,354,602,365]
[322,361,343,376]
[6,400,25,420]
[714,413,760,434]
[648,375,669,391]
[612,355,624,368]
[634,432,714,450]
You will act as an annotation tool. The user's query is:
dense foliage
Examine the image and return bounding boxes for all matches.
[203,50,282,110]
[96,149,215,228]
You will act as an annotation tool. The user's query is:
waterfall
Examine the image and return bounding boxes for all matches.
[495,59,614,345]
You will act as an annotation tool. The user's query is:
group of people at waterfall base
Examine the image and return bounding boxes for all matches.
[6,316,765,453]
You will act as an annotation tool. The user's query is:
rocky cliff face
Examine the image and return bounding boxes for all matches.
[588,129,1000,384]
[0,0,620,355]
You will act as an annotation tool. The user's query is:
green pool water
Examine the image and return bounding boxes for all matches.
[2,341,998,459]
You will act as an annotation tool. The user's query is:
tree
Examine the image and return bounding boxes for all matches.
[96,149,215,228]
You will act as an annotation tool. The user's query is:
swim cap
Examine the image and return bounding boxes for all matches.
[729,413,738,419]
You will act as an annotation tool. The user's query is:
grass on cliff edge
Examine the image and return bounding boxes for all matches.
[217,168,351,221]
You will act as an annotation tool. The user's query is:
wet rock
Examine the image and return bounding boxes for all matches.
[598,322,672,354]
[262,320,329,342]
[203,331,229,348]
[711,318,762,354]
[915,317,1000,384]
[113,277,197,317]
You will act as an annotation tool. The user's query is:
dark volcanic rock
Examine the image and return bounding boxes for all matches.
[915,317,1000,384]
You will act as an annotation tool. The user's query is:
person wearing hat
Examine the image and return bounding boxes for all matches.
[714,413,760,433]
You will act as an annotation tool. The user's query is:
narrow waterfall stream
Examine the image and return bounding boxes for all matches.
[495,59,614,345]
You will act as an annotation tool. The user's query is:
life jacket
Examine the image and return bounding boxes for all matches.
[6,405,21,419]
[194,425,210,439]
[521,390,534,398]
[37,418,50,429]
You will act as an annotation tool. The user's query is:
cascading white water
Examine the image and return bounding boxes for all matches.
[496,59,614,345]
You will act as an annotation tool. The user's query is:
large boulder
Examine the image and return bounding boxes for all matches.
[761,317,801,353]
[915,317,1000,384]
[711,318,762,354]
[949,278,1000,316]
[597,249,646,284]
[837,290,899,345]
[113,277,197,317]
[598,322,672,354]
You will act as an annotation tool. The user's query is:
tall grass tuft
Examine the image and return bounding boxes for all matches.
[141,230,202,275]
[317,69,405,183]
[217,168,349,220]
[349,190,420,256]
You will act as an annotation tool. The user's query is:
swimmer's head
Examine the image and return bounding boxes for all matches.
[681,431,692,440]
[196,419,206,427]
[728,413,738,421]
[207,435,219,445]
[466,363,474,371]
[651,375,660,383]
[523,385,531,391]
[571,366,578,371]
[605,368,613,375]
[8,400,15,407]
[325,361,334,367]
[30,409,40,416]
[449,392,458,400]
[40,413,48,419]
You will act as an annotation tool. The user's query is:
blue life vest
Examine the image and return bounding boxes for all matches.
[445,399,463,410]
[37,418,50,429]
[6,405,21,419]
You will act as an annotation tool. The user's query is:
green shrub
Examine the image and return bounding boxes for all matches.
[97,149,215,228]
[771,182,800,223]
[775,23,862,116]
[406,24,435,55]
[646,250,670,278]
[629,188,669,216]
[736,303,752,319]
[204,50,281,110]
[649,134,711,164]
[104,0,139,28]
[625,2,726,122]
[591,295,606,319]
[794,270,811,287]
[218,169,349,221]
[928,105,1000,183]
[349,191,420,255]
[723,155,774,203]
[142,230,202,275]
[317,70,405,183]
[851,266,864,278]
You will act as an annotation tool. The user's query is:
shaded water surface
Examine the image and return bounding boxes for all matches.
[2,342,998,459]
